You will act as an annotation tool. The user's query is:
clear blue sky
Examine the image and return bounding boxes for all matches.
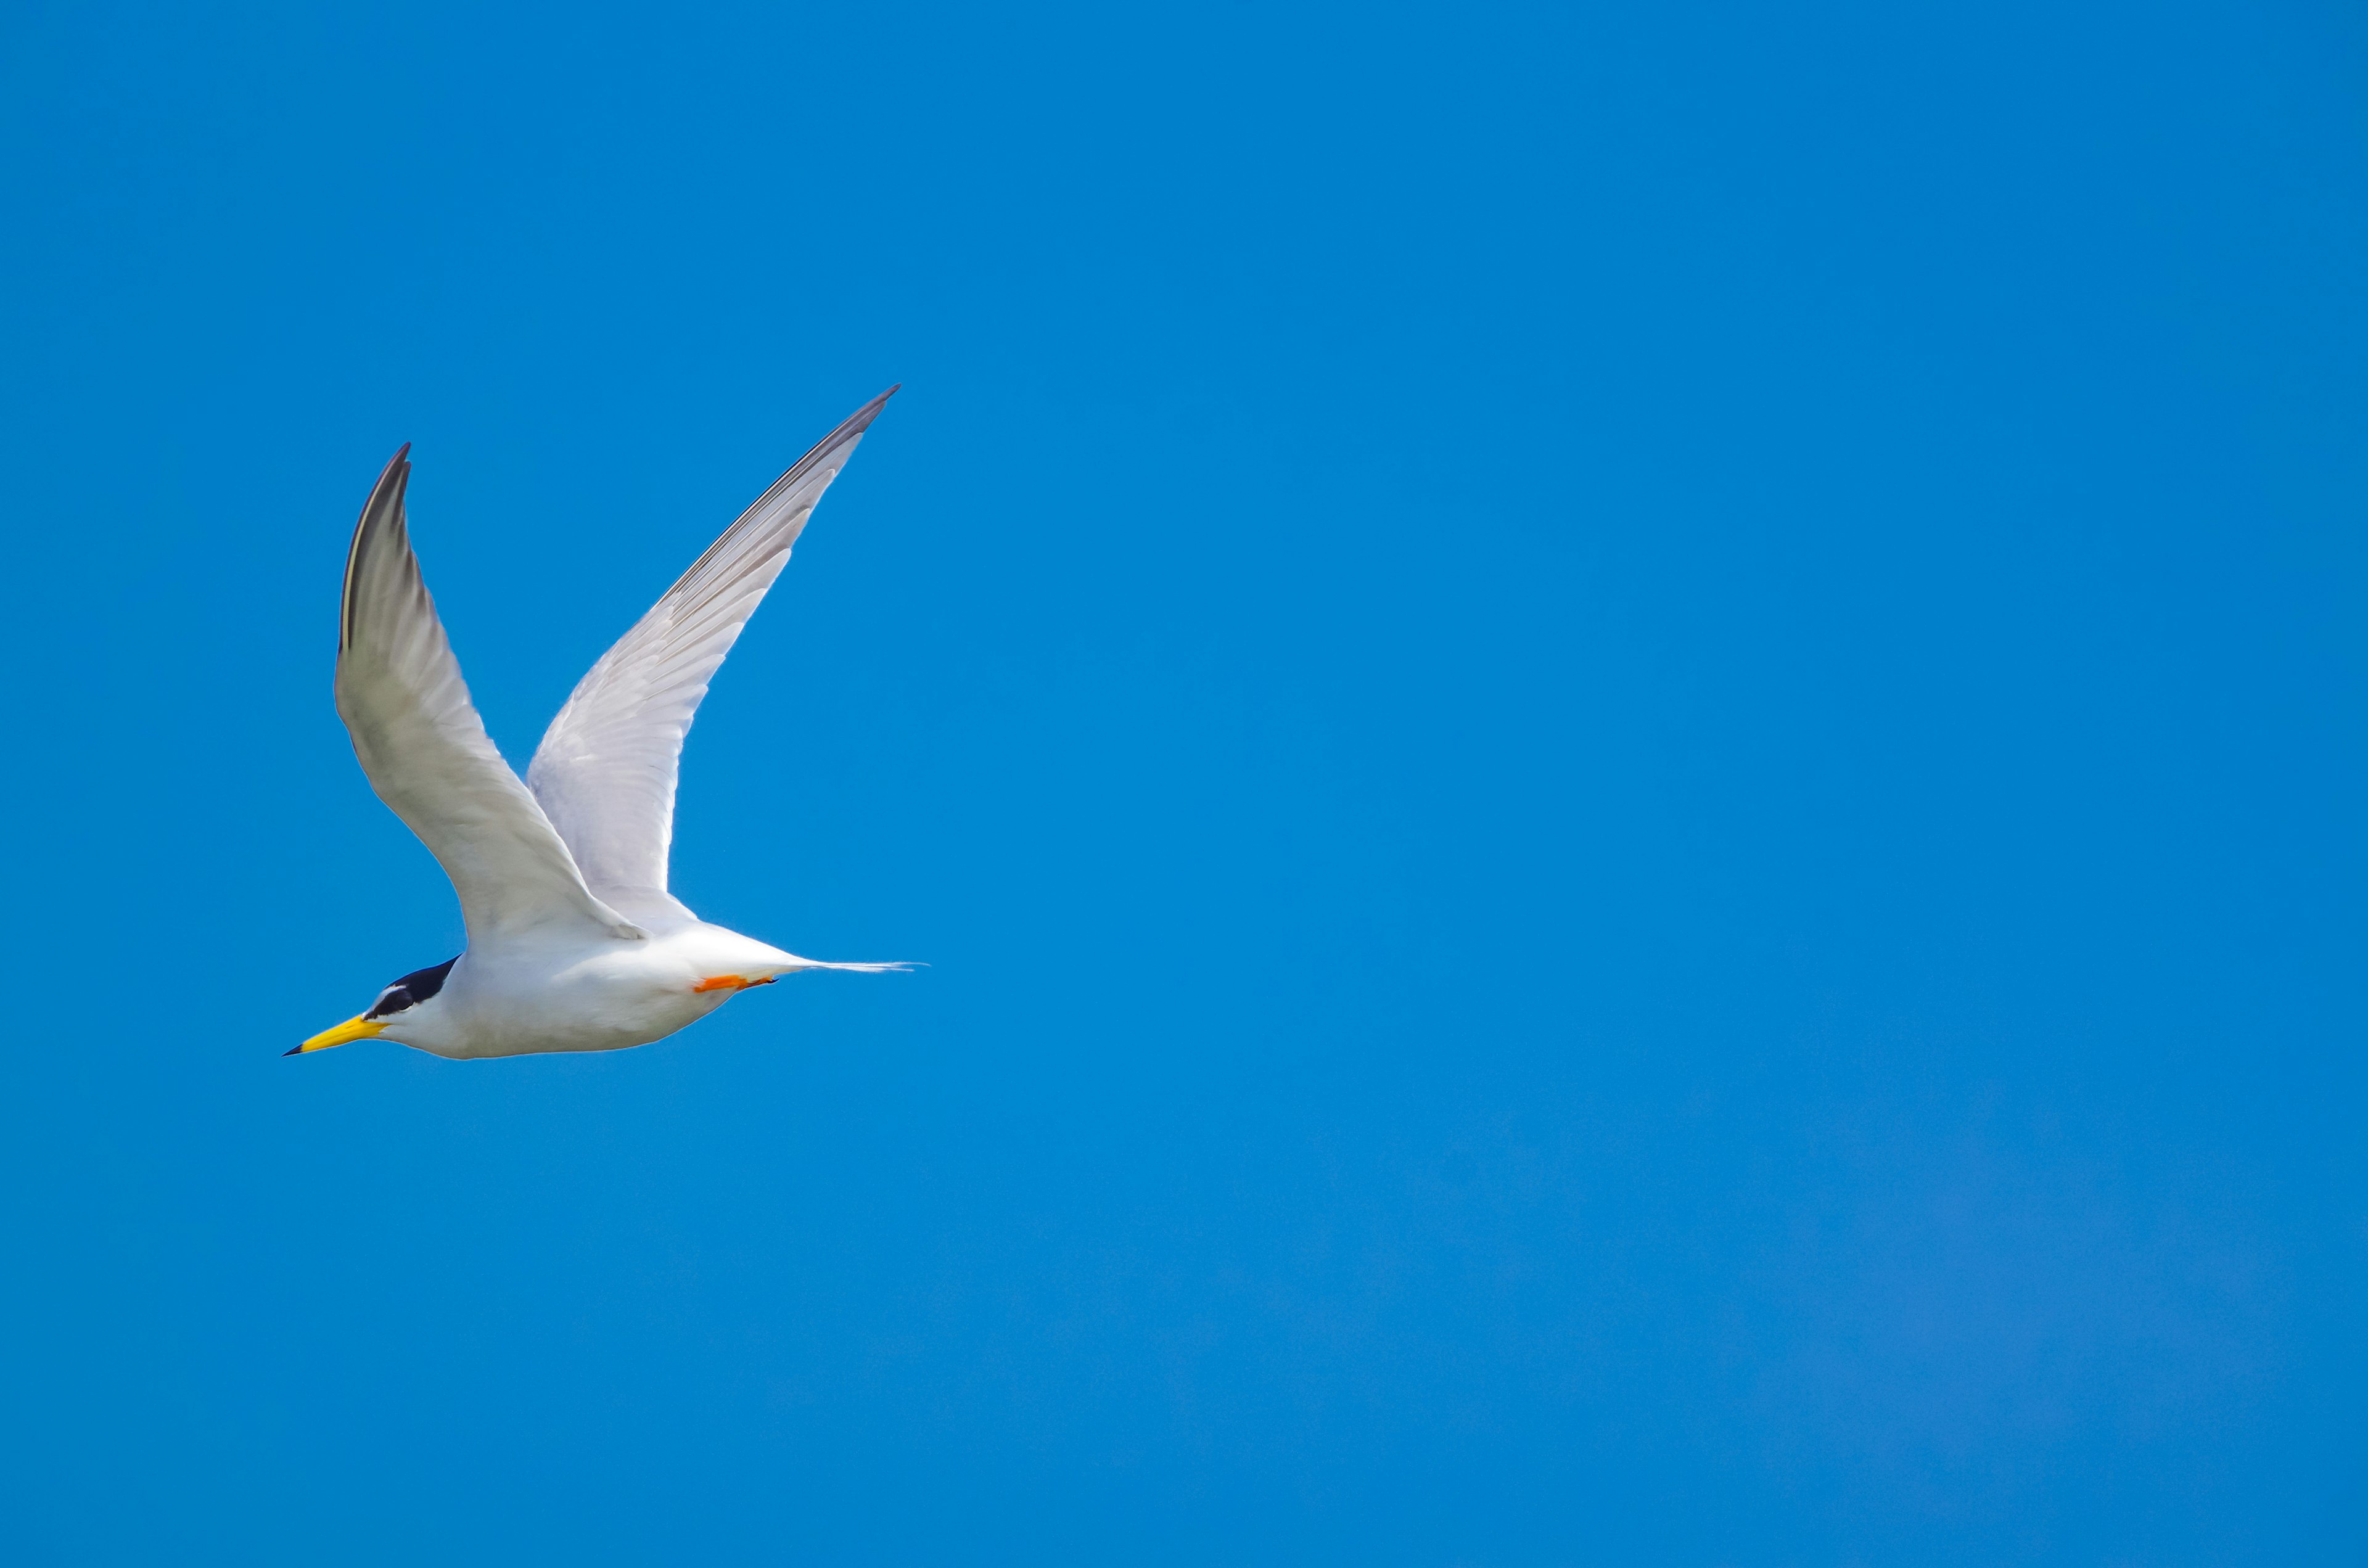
[1,1,2361,1561]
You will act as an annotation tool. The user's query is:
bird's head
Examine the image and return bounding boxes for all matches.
[290,957,459,1055]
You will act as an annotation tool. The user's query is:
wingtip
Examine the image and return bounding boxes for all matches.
[832,385,901,441]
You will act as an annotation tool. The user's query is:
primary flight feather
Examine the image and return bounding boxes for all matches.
[295,388,907,1060]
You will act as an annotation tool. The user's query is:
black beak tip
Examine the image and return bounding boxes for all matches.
[282,1044,304,1057]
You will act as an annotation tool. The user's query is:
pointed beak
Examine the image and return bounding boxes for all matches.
[287,1014,385,1056]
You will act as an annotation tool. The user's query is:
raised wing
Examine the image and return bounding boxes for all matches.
[337,446,644,948]
[526,388,896,920]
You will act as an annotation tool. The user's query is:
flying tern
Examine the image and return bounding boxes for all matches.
[294,388,908,1060]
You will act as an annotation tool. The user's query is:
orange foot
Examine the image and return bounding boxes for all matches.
[692,974,778,993]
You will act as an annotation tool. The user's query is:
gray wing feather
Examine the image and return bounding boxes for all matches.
[337,446,644,946]
[525,389,896,919]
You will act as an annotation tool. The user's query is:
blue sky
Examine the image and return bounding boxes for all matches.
[1,1,2362,1561]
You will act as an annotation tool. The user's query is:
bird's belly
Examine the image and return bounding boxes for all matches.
[429,947,730,1059]
[462,996,712,1057]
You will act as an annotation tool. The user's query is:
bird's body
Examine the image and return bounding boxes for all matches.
[297,389,907,1061]
[377,919,810,1059]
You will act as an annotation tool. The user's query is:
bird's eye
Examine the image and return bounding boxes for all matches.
[366,987,415,1019]
[360,958,456,1020]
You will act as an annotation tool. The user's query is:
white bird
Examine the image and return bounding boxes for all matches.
[294,388,908,1060]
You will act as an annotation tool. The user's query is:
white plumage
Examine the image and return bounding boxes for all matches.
[297,388,906,1060]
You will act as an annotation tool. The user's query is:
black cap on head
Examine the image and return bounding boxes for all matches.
[364,956,459,1020]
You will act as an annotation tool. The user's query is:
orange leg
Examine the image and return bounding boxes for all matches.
[692,974,777,993]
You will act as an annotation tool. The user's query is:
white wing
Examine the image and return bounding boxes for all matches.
[526,388,897,921]
[337,446,644,948]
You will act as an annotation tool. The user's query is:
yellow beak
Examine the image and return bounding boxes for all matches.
[287,1014,386,1056]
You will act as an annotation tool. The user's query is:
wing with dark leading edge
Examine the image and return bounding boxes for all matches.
[336,446,644,948]
[526,388,897,921]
